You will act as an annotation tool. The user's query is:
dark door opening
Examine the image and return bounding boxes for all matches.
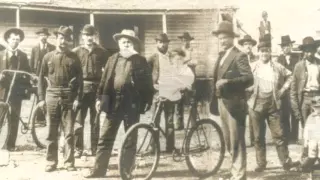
[97,15,145,55]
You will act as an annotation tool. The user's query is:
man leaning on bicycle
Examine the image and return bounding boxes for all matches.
[148,33,195,153]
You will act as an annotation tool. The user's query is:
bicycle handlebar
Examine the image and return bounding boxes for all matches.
[0,70,36,79]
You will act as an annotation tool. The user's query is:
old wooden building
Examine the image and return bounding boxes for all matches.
[0,0,237,78]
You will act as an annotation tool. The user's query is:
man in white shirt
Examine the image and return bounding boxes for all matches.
[247,40,298,172]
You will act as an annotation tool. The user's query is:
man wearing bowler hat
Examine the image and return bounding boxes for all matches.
[210,21,253,180]
[84,29,153,178]
[238,34,257,147]
[291,37,320,146]
[30,28,55,76]
[277,35,300,144]
[147,33,178,150]
[73,24,109,158]
[0,28,32,151]
[38,26,83,172]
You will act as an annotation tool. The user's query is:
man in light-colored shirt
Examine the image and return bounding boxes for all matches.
[247,40,298,172]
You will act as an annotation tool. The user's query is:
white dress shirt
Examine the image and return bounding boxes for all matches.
[255,61,274,93]
[305,60,319,91]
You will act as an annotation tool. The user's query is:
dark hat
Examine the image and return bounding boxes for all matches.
[155,33,170,42]
[178,32,194,41]
[312,96,320,107]
[81,24,96,35]
[238,35,257,46]
[171,48,186,57]
[298,36,319,51]
[211,21,239,37]
[258,41,271,50]
[279,35,295,46]
[113,29,140,44]
[4,28,25,42]
[53,26,73,41]
[35,28,50,36]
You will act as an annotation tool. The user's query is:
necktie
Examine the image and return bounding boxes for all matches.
[217,51,226,66]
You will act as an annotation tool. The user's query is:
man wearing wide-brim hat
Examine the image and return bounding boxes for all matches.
[291,36,320,152]
[247,40,299,173]
[276,35,301,144]
[85,29,153,178]
[30,28,55,76]
[0,27,32,151]
[38,25,83,172]
[72,24,109,159]
[210,20,253,180]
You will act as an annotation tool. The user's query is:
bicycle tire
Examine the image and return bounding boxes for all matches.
[185,118,225,178]
[31,105,47,149]
[118,123,160,180]
[0,109,10,149]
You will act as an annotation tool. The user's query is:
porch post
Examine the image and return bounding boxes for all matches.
[162,13,167,33]
[16,7,20,28]
[90,12,94,26]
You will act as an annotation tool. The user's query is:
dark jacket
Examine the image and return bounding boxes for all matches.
[210,47,253,115]
[0,49,32,100]
[72,43,109,82]
[37,49,83,102]
[259,20,271,38]
[277,53,300,72]
[30,43,56,75]
[147,52,161,85]
[290,60,320,121]
[97,52,153,114]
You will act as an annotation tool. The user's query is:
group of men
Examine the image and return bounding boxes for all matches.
[0,23,197,178]
[212,18,320,179]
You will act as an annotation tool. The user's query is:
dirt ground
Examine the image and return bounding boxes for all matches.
[0,98,314,180]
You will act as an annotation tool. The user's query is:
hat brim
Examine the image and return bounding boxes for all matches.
[35,31,50,36]
[278,41,296,46]
[113,34,140,44]
[4,28,25,42]
[177,36,194,41]
[298,44,318,51]
[53,31,72,41]
[238,39,257,46]
[211,30,240,37]
[155,38,170,42]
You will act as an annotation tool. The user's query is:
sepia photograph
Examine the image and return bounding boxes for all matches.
[0,0,319,179]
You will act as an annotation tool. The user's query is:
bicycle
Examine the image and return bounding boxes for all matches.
[0,70,41,149]
[118,91,225,180]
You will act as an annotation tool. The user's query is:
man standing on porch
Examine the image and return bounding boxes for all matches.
[73,24,109,158]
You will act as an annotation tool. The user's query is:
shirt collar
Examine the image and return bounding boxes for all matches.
[305,59,316,65]
[55,47,70,54]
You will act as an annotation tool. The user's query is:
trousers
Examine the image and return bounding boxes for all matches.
[45,88,76,167]
[74,92,99,154]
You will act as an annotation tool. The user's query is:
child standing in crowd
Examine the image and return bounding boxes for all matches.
[299,96,320,172]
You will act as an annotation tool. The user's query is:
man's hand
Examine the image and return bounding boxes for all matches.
[95,100,101,112]
[216,79,229,90]
[38,100,46,111]
[73,100,80,111]
[276,89,286,99]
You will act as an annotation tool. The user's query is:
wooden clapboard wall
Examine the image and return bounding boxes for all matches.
[144,10,219,78]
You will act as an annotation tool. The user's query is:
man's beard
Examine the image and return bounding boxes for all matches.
[157,47,168,54]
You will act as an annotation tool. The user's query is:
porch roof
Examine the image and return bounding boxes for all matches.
[0,0,235,13]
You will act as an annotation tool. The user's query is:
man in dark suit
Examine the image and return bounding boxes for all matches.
[30,28,55,75]
[210,21,253,180]
[238,34,257,147]
[277,35,300,144]
[0,28,32,151]
[291,37,320,143]
[84,29,153,178]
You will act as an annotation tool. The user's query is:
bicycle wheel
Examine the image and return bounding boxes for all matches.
[185,119,225,178]
[31,105,47,149]
[0,104,10,148]
[118,123,160,180]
